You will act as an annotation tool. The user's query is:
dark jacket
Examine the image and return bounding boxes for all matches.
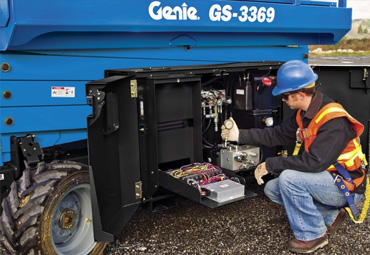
[239,92,365,192]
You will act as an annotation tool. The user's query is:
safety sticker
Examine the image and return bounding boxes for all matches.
[236,89,245,95]
[51,87,75,98]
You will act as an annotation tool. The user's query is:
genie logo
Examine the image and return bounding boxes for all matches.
[149,1,199,20]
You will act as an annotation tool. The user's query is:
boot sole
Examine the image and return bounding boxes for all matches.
[288,238,329,254]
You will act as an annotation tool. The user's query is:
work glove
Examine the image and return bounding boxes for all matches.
[221,117,239,142]
[254,162,268,185]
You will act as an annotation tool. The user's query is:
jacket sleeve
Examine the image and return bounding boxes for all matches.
[265,117,357,174]
[238,113,298,147]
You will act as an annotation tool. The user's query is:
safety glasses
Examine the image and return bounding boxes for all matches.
[281,92,297,100]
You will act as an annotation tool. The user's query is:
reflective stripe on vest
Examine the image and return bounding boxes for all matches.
[296,103,367,191]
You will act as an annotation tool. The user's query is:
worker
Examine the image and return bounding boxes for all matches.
[221,60,367,254]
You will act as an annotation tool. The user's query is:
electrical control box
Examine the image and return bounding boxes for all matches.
[202,179,245,203]
[220,145,260,171]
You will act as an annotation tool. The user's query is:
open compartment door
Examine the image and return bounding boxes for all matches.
[87,75,142,238]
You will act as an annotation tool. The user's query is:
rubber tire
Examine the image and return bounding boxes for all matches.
[0,160,107,255]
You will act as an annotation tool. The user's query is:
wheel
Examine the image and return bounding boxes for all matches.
[0,161,107,255]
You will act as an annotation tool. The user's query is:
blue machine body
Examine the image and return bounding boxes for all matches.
[0,0,352,166]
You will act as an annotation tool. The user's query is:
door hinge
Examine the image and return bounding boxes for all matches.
[135,181,142,199]
[130,79,138,98]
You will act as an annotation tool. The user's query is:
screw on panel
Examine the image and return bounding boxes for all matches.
[303,53,309,59]
[4,117,14,126]
[184,45,192,51]
[2,90,11,99]
[0,62,10,72]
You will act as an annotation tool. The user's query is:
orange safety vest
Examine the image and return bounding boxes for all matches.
[296,102,367,191]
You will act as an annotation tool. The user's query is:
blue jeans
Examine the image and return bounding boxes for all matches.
[264,169,362,241]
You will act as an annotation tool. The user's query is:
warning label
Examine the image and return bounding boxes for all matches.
[51,87,75,98]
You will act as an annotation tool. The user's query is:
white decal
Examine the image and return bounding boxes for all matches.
[51,87,75,98]
[209,4,232,22]
[149,1,199,21]
[236,89,245,95]
[148,1,276,23]
[209,4,275,23]
[266,7,275,23]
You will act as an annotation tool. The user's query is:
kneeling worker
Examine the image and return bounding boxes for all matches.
[221,60,367,253]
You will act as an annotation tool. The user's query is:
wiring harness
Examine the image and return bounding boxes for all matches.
[169,163,230,195]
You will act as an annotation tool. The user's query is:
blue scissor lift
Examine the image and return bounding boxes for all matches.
[0,1,359,255]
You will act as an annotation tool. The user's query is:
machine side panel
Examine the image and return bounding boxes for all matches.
[1,0,351,50]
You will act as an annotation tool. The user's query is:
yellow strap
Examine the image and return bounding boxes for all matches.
[293,141,302,156]
[345,175,370,224]
[315,107,346,123]
[305,82,315,88]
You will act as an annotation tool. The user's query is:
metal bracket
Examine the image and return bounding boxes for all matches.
[130,79,138,98]
[135,181,142,199]
[19,135,43,167]
[86,85,106,126]
[0,135,43,215]
[103,92,120,136]
[363,68,369,95]
[9,135,42,180]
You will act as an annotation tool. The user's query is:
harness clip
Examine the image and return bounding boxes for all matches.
[333,174,340,184]
[301,128,310,139]
[296,128,303,143]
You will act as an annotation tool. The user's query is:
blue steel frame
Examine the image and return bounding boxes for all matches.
[0,0,351,166]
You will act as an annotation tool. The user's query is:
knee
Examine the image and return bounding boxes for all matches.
[264,180,275,197]
[264,179,278,199]
[278,170,295,189]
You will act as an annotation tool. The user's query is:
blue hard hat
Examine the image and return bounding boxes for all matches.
[272,60,318,96]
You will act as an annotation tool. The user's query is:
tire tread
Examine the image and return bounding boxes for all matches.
[0,160,90,255]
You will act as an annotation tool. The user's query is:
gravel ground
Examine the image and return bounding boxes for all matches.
[0,183,367,255]
[104,183,370,255]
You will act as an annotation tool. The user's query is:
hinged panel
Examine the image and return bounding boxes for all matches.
[87,75,142,237]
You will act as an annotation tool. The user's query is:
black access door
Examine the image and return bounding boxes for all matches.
[87,75,141,239]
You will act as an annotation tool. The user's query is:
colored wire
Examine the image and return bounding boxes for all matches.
[170,163,227,187]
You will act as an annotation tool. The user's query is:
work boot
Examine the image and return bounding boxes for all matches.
[327,208,347,232]
[288,234,328,254]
